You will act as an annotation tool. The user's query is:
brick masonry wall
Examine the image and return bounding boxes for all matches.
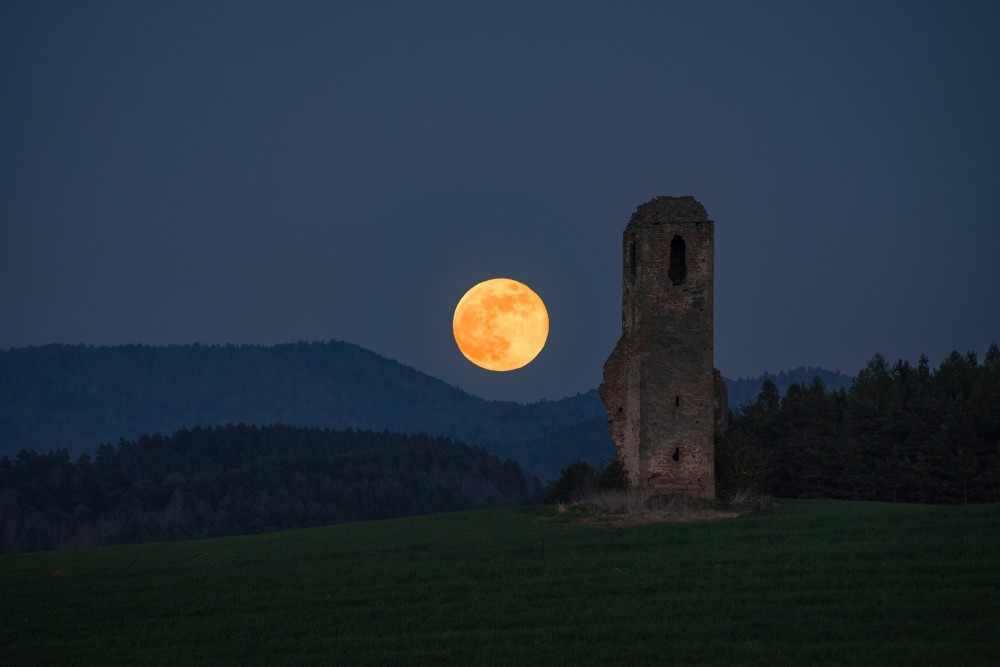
[600,196,717,498]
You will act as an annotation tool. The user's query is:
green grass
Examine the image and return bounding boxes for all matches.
[2,500,999,666]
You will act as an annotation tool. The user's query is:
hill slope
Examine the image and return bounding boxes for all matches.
[2,500,997,666]
[0,342,612,480]
[0,341,859,481]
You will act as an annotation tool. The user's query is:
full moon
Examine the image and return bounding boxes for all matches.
[453,278,549,372]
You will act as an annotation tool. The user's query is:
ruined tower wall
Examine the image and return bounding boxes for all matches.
[600,196,716,499]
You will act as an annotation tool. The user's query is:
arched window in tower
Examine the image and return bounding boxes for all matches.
[669,235,687,285]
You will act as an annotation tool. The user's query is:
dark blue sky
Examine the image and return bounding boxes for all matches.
[2,1,998,402]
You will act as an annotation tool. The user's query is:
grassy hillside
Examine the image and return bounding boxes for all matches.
[2,500,998,666]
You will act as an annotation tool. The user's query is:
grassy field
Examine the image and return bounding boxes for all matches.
[2,499,998,666]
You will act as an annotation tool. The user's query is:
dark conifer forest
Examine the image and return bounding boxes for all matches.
[724,367,853,410]
[0,424,541,554]
[717,345,1000,503]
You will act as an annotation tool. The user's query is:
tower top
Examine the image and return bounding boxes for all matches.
[629,196,709,226]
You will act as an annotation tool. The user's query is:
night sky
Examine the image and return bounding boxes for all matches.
[3,1,998,402]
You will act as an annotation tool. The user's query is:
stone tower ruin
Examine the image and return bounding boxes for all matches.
[599,196,722,499]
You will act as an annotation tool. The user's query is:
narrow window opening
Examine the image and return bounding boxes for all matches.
[675,395,680,407]
[672,447,680,462]
[668,235,687,285]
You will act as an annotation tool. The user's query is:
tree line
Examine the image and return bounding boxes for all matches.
[718,345,1000,503]
[0,424,542,554]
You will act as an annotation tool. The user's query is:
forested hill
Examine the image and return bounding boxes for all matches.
[720,347,1000,504]
[0,342,611,480]
[0,341,860,481]
[725,367,854,409]
[0,424,542,554]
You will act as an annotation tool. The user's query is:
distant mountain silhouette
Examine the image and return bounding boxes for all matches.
[724,367,855,408]
[0,341,855,480]
[0,342,612,480]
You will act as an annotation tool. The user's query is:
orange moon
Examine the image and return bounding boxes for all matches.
[453,278,549,372]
